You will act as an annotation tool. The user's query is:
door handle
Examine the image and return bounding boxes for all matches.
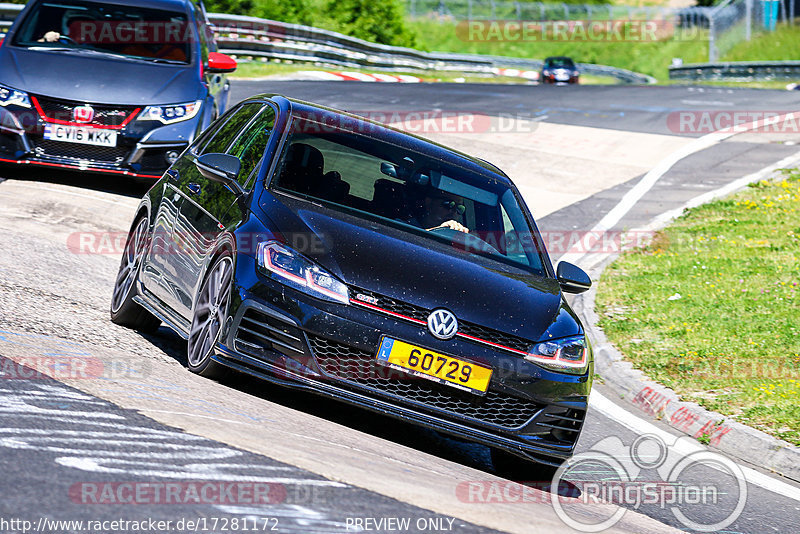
[166,169,179,182]
[187,183,202,195]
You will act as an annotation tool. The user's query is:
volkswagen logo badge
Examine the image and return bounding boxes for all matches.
[427,309,458,340]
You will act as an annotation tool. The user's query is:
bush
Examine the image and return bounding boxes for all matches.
[204,0,418,47]
[321,0,418,48]
[205,0,312,25]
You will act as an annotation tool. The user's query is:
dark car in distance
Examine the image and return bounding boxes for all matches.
[0,0,236,180]
[111,94,594,472]
[541,56,580,85]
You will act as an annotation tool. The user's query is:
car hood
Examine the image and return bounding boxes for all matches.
[0,47,202,105]
[259,194,575,343]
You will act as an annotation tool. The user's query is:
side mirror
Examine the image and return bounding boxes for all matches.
[557,261,592,294]
[194,153,244,196]
[206,52,237,74]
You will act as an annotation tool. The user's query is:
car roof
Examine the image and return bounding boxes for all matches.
[248,94,513,184]
[544,56,574,62]
[36,0,196,14]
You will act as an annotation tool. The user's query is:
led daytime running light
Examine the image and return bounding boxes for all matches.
[525,336,588,371]
[257,241,349,304]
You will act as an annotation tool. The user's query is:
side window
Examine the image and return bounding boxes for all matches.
[227,105,276,188]
[188,114,227,154]
[200,103,263,155]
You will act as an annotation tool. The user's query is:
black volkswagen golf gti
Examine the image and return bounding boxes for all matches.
[112,95,594,471]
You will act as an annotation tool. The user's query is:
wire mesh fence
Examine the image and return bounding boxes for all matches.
[405,0,791,62]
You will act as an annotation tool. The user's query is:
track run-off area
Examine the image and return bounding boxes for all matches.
[1,81,799,533]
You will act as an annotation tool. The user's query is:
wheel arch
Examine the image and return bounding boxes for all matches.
[192,233,237,310]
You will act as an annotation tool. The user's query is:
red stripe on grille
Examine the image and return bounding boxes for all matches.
[350,298,529,356]
[31,97,140,130]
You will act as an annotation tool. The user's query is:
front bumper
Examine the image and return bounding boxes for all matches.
[213,252,592,466]
[0,96,199,180]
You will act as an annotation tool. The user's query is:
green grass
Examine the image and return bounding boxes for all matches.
[724,22,800,62]
[406,19,800,83]
[595,170,800,445]
[407,19,708,80]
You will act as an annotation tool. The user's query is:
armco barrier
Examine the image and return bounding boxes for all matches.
[670,60,800,81]
[0,3,654,84]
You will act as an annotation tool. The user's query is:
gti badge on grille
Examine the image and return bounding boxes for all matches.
[73,105,95,123]
[427,309,458,340]
[354,293,379,305]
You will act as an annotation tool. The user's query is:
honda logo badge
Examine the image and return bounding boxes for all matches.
[427,309,458,340]
[73,105,94,123]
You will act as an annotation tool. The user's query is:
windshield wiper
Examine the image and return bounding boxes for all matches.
[26,46,129,60]
[26,46,73,51]
[134,57,186,65]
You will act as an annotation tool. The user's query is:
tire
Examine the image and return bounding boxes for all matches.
[187,253,233,379]
[490,448,560,483]
[110,216,161,332]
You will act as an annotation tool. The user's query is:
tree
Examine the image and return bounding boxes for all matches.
[322,0,418,48]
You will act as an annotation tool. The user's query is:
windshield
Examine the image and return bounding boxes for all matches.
[12,0,192,64]
[545,58,575,69]
[272,114,546,273]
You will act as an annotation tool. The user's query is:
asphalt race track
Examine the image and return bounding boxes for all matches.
[1,81,800,534]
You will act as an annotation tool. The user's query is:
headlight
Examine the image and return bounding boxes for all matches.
[573,70,580,77]
[138,101,201,124]
[0,84,31,108]
[525,335,589,374]
[256,241,349,304]
[542,69,551,76]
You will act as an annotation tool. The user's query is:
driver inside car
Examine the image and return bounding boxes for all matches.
[408,189,470,233]
[38,30,61,42]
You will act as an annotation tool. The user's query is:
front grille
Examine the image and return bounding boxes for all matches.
[458,322,530,352]
[351,288,532,353]
[308,335,541,429]
[33,139,128,164]
[34,96,139,128]
[352,288,428,322]
[234,307,306,360]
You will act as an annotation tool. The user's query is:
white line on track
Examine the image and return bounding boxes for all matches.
[558,111,800,266]
[590,391,800,502]
[642,149,800,232]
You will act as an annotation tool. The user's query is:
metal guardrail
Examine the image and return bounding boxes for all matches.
[0,4,654,84]
[210,13,657,84]
[669,61,800,81]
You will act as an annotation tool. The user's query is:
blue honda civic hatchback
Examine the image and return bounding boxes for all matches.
[0,0,236,179]
[111,94,595,474]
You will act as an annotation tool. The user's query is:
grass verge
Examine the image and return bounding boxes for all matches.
[406,19,800,83]
[596,169,800,446]
[407,18,708,80]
